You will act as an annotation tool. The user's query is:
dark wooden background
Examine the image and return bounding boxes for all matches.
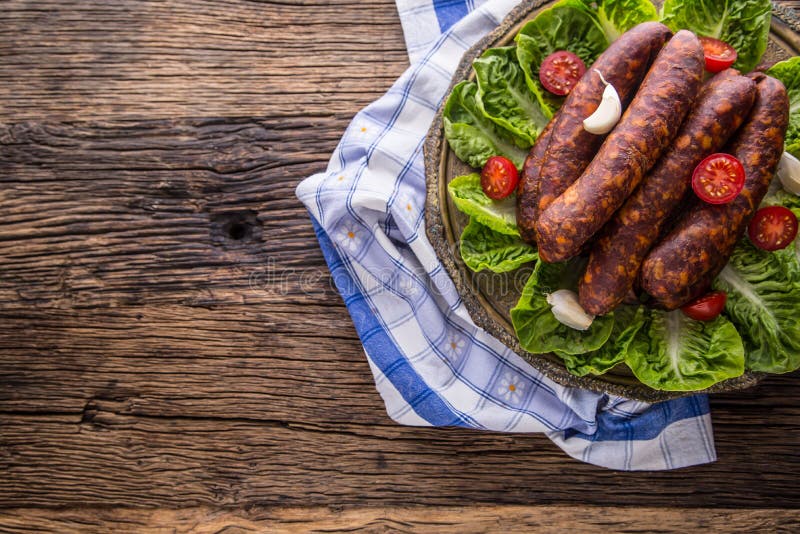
[1,1,799,531]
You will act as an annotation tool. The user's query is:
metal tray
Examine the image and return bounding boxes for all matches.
[424,1,800,401]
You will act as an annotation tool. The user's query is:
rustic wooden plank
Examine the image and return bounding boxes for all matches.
[1,505,799,533]
[0,394,798,508]
[0,118,344,309]
[0,0,409,121]
[0,307,384,422]
[2,0,800,516]
[0,304,798,423]
[1,110,799,508]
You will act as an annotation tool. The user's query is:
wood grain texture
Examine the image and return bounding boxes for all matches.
[0,0,408,121]
[1,0,799,528]
[1,506,799,533]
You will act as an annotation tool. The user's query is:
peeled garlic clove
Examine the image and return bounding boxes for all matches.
[583,83,621,135]
[546,289,595,331]
[777,151,800,196]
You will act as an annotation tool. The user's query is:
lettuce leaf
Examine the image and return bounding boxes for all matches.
[557,305,647,376]
[443,81,530,170]
[514,0,609,115]
[460,218,537,273]
[511,259,615,355]
[761,187,800,268]
[762,186,800,219]
[660,0,771,72]
[596,0,659,41]
[625,310,745,391]
[767,58,800,158]
[473,46,550,145]
[447,173,519,236]
[713,239,800,374]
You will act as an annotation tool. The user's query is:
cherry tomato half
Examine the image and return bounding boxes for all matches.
[699,37,737,73]
[681,291,727,322]
[481,156,519,200]
[747,206,799,251]
[539,51,586,96]
[691,153,745,204]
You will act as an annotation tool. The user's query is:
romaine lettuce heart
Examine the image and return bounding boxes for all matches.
[762,185,800,219]
[767,58,800,159]
[473,46,550,146]
[514,0,609,115]
[595,0,660,42]
[625,310,746,391]
[443,81,530,170]
[511,258,615,355]
[557,304,647,376]
[447,173,520,236]
[460,218,538,273]
[660,0,771,72]
[713,239,800,374]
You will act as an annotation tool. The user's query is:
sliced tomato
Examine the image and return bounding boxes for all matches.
[699,37,737,73]
[681,291,727,322]
[539,51,586,96]
[692,153,745,204]
[481,156,519,200]
[747,206,799,251]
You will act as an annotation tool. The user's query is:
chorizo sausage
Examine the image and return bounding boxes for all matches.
[579,69,757,315]
[649,253,727,310]
[536,30,704,263]
[530,22,672,227]
[516,115,556,244]
[641,73,790,309]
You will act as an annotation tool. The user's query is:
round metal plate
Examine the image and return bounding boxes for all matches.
[424,1,800,401]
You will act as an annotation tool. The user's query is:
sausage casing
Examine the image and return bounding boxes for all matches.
[641,73,790,309]
[516,115,557,244]
[579,70,757,315]
[536,30,705,263]
[532,22,672,223]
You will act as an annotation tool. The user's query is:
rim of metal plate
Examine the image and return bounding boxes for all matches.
[424,1,799,401]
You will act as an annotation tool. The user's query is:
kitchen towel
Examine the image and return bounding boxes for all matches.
[295,0,716,470]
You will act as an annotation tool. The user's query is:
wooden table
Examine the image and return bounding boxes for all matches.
[1,1,798,531]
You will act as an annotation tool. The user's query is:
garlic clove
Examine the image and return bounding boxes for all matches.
[583,83,621,135]
[777,151,800,196]
[546,289,595,331]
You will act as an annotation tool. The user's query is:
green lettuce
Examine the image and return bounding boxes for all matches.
[460,218,537,273]
[660,0,771,72]
[625,310,745,391]
[514,0,609,115]
[596,0,659,41]
[767,58,800,158]
[762,186,800,219]
[557,305,647,376]
[511,259,615,355]
[761,187,800,270]
[713,239,800,374]
[447,173,519,236]
[473,46,550,145]
[443,81,530,169]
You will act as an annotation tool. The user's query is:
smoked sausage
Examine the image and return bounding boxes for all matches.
[536,30,704,263]
[579,70,757,315]
[516,115,556,244]
[641,73,790,309]
[530,22,672,229]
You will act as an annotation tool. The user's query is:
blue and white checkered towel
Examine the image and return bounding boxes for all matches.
[296,0,716,470]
